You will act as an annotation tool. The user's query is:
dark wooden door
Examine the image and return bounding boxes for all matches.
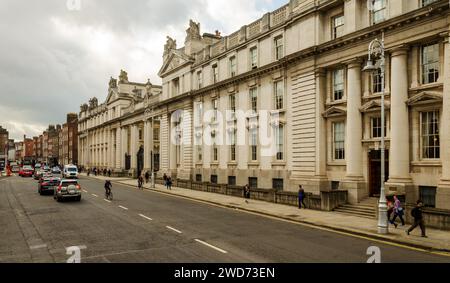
[368,150,389,197]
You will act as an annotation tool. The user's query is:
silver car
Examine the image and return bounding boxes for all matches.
[54,179,82,202]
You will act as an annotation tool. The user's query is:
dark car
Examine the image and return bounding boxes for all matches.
[38,177,61,195]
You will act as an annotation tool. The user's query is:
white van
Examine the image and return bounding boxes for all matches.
[63,165,79,179]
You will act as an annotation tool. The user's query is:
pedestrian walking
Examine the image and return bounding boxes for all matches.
[298,185,306,209]
[390,195,405,228]
[108,169,111,178]
[167,177,173,190]
[138,175,144,190]
[387,200,394,222]
[407,200,427,238]
[145,171,150,184]
[243,184,250,203]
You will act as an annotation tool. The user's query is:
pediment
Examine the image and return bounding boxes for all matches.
[360,100,391,113]
[105,89,118,105]
[322,106,347,118]
[158,50,193,77]
[407,91,443,106]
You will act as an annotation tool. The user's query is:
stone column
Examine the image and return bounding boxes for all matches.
[342,60,365,203]
[115,128,122,170]
[386,47,413,197]
[130,125,138,171]
[313,68,329,192]
[121,127,128,169]
[437,35,450,210]
[169,114,177,174]
[144,120,153,171]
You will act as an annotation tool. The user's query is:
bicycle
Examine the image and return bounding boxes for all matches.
[105,190,113,201]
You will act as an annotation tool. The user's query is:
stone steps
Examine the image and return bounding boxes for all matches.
[334,198,377,219]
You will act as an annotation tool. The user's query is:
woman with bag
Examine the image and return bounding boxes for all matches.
[390,195,405,228]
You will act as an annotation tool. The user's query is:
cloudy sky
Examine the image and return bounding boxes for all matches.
[0,0,286,140]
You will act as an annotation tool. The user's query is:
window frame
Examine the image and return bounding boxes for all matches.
[420,110,440,160]
[274,35,284,60]
[274,80,284,110]
[333,121,345,161]
[332,68,345,101]
[332,14,344,39]
[421,42,440,85]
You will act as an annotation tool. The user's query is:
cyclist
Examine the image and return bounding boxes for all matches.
[104,180,112,198]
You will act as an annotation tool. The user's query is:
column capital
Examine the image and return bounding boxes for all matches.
[389,45,409,57]
[344,58,363,69]
[315,67,327,78]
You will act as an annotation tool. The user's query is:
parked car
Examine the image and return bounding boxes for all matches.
[19,165,34,177]
[43,165,51,172]
[52,167,62,174]
[54,179,82,202]
[63,165,79,179]
[38,177,61,195]
[11,165,20,173]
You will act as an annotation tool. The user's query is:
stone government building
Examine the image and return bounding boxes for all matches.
[78,0,450,228]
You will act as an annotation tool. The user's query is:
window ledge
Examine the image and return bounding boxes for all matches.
[248,162,260,167]
[327,161,346,166]
[411,160,441,167]
[326,100,346,107]
[410,82,443,92]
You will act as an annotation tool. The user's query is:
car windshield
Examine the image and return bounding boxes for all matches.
[23,166,33,170]
[68,168,77,172]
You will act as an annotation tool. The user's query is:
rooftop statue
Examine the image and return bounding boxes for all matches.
[119,69,128,83]
[109,77,117,89]
[186,20,201,42]
[164,36,177,55]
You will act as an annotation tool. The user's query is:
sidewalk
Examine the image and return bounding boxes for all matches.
[81,174,450,253]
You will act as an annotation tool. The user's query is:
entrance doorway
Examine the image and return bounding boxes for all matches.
[368,150,389,197]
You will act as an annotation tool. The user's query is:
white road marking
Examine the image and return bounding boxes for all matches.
[195,239,228,254]
[82,190,88,193]
[30,244,47,250]
[118,205,129,210]
[139,214,153,221]
[103,199,111,203]
[166,226,182,234]
[92,194,98,197]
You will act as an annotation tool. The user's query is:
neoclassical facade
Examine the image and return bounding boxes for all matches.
[78,70,162,177]
[79,0,450,214]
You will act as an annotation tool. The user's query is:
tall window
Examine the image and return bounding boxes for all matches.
[196,102,203,126]
[230,56,237,77]
[229,94,236,113]
[333,122,345,160]
[249,177,258,189]
[333,69,345,101]
[230,127,236,162]
[372,68,383,93]
[422,43,440,84]
[332,14,344,39]
[371,117,386,138]
[212,64,219,83]
[212,133,218,162]
[372,0,386,24]
[272,179,284,191]
[212,99,218,123]
[250,129,258,161]
[276,124,284,160]
[172,78,180,96]
[197,71,202,89]
[274,81,284,110]
[421,111,440,159]
[250,88,258,113]
[275,36,284,60]
[197,143,202,162]
[250,47,258,69]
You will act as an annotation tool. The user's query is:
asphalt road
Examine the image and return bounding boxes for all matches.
[0,175,448,263]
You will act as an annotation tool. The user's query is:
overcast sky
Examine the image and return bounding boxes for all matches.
[0,0,286,140]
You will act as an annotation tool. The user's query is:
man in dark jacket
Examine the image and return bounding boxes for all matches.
[407,200,427,238]
[298,185,306,209]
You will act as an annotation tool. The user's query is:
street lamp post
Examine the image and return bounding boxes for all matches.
[363,32,388,234]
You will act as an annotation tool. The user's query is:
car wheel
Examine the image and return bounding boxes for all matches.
[77,196,81,202]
